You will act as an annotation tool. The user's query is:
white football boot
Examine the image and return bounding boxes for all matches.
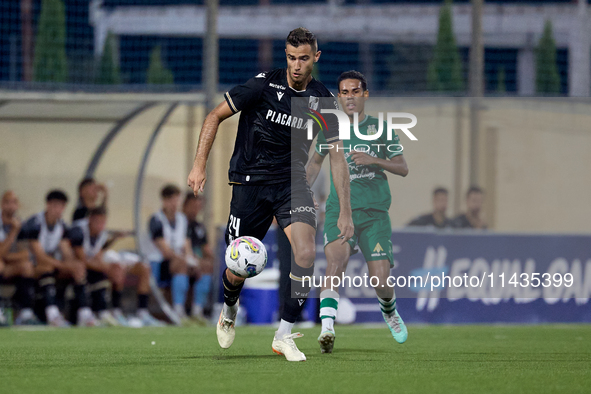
[216,302,238,349]
[272,332,307,362]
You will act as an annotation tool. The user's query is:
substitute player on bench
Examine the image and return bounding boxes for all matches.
[188,27,354,362]
[148,185,195,323]
[70,207,163,327]
[0,191,38,325]
[21,190,96,327]
[183,192,214,323]
[307,70,409,353]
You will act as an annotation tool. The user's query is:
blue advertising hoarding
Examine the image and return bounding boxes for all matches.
[218,228,591,324]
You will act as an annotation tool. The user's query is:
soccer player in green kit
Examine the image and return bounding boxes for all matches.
[306,70,409,353]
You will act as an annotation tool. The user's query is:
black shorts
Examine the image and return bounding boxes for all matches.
[225,179,316,245]
[87,269,108,285]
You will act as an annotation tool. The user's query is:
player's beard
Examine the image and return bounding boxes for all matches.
[288,63,313,88]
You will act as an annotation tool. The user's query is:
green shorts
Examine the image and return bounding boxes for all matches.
[323,208,394,267]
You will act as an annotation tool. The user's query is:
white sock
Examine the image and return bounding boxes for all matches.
[321,317,334,332]
[174,304,186,317]
[378,296,396,316]
[78,307,93,321]
[222,303,238,320]
[319,289,339,333]
[45,305,60,321]
[99,310,112,320]
[18,308,34,320]
[113,308,124,318]
[275,319,295,339]
[191,304,203,317]
[137,309,149,319]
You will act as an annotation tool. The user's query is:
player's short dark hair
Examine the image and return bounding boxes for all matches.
[89,206,107,217]
[286,27,317,52]
[433,187,448,196]
[467,186,483,196]
[78,177,95,192]
[337,70,368,92]
[184,191,203,206]
[46,189,68,203]
[161,184,181,199]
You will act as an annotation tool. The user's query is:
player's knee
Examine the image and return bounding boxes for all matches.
[110,263,124,277]
[20,260,35,278]
[73,263,87,282]
[294,245,315,268]
[35,264,53,277]
[139,262,150,277]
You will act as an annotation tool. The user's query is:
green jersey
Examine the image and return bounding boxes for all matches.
[315,114,402,212]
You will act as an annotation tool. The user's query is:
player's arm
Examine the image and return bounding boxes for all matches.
[201,243,215,261]
[59,239,77,262]
[327,141,354,243]
[29,240,64,270]
[188,101,235,194]
[184,238,196,258]
[69,227,107,271]
[73,245,107,272]
[97,183,109,208]
[153,238,179,261]
[3,242,30,263]
[350,152,408,177]
[0,219,21,258]
[306,151,327,188]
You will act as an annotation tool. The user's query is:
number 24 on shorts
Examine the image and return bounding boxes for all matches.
[228,214,241,238]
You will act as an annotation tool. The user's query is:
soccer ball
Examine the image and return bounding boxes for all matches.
[225,236,268,278]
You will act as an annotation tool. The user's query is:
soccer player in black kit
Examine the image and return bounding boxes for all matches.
[188,28,354,361]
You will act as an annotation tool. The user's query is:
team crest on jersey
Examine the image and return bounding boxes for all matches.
[367,124,377,135]
[309,96,319,111]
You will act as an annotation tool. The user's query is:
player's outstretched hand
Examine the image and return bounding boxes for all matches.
[337,213,354,244]
[188,165,207,195]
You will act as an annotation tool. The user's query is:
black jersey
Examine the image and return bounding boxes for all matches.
[72,203,88,223]
[224,68,340,185]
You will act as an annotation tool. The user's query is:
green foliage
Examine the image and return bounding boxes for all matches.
[387,44,432,92]
[95,33,121,85]
[427,0,463,92]
[536,20,561,94]
[33,0,67,83]
[146,46,174,85]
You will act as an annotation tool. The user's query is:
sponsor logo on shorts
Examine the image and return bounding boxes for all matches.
[371,242,387,257]
[290,206,316,214]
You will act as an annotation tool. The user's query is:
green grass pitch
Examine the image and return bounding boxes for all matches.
[1,324,590,394]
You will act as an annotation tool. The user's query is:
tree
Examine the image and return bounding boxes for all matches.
[536,20,561,94]
[33,0,67,83]
[427,0,463,92]
[95,33,121,85]
[146,46,174,85]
